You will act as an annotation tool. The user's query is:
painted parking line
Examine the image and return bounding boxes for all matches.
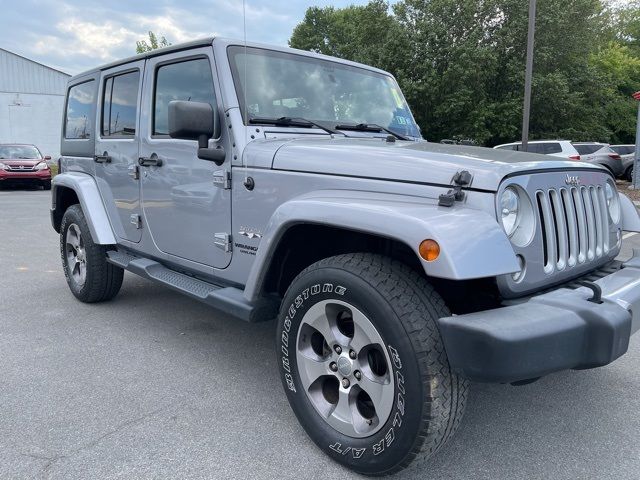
[623,232,638,239]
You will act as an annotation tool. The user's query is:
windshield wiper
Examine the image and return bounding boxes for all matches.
[335,123,410,141]
[249,116,342,136]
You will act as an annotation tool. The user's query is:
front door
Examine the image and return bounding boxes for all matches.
[94,61,144,243]
[139,48,232,269]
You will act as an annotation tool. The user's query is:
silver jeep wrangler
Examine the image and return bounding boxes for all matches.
[51,38,640,475]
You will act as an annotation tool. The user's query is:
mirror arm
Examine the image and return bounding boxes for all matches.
[198,134,209,149]
[196,133,225,166]
[198,145,226,165]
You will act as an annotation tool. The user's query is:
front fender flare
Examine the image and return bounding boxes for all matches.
[620,193,640,232]
[52,172,116,245]
[244,191,519,301]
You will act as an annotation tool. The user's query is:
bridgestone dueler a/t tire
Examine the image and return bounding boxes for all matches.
[60,205,124,303]
[276,253,468,476]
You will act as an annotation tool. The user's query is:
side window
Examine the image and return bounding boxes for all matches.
[102,70,140,137]
[527,144,545,154]
[65,81,95,139]
[153,58,216,136]
[496,145,516,151]
[544,143,562,154]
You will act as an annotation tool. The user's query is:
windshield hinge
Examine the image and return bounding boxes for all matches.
[213,169,231,189]
[438,170,473,207]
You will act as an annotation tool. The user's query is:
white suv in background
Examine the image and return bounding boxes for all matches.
[494,140,581,160]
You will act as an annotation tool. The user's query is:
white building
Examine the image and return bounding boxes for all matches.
[0,48,70,159]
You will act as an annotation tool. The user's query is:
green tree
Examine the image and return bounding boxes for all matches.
[136,31,171,54]
[289,0,640,145]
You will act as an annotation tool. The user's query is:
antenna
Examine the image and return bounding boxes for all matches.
[242,0,249,184]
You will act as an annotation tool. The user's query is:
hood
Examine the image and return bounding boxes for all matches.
[1,159,43,167]
[266,137,602,192]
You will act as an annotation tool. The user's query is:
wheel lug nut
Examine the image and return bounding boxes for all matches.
[342,378,350,389]
[349,350,357,359]
[354,370,362,380]
[334,345,342,354]
[329,362,338,372]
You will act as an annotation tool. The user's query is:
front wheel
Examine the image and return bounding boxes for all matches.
[276,253,467,475]
[60,204,123,303]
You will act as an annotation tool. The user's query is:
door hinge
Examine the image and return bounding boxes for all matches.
[213,169,231,189]
[214,233,232,252]
[128,165,140,180]
[130,214,142,229]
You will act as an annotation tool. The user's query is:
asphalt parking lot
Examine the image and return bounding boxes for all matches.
[1,188,639,480]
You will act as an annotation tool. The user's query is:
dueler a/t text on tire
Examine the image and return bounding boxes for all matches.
[60,204,123,303]
[276,253,468,475]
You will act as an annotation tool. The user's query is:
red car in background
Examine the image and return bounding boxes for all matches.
[0,144,52,190]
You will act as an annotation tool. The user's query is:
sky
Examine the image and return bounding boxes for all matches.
[1,0,383,75]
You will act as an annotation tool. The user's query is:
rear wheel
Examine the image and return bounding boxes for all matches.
[276,253,468,475]
[60,204,123,303]
[626,166,633,182]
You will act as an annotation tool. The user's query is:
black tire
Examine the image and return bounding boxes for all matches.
[42,180,52,190]
[60,204,123,303]
[626,166,633,182]
[276,253,468,476]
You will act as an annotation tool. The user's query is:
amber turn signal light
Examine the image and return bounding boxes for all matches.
[419,239,440,262]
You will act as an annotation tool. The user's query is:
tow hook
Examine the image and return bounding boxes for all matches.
[438,170,473,207]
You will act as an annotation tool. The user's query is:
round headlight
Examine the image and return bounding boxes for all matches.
[605,182,620,223]
[500,187,520,237]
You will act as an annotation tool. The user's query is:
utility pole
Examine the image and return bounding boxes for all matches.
[521,0,537,152]
[632,91,640,189]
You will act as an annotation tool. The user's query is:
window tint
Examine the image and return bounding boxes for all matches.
[154,58,216,136]
[573,144,601,155]
[614,146,635,155]
[102,70,140,137]
[543,143,562,154]
[526,143,545,154]
[65,81,95,139]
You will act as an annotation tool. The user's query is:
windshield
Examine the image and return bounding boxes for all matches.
[228,46,421,139]
[0,145,41,159]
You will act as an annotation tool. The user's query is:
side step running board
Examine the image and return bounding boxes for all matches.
[107,250,277,322]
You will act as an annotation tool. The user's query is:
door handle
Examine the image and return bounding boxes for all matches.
[138,155,163,167]
[94,152,111,163]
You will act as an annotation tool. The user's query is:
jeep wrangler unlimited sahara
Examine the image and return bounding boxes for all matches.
[51,38,640,475]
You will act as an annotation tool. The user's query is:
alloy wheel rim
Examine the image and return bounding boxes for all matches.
[65,223,87,287]
[296,299,395,438]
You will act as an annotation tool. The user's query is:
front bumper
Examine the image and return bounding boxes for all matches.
[0,170,51,182]
[438,251,640,383]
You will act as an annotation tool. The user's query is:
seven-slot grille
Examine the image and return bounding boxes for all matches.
[536,185,610,274]
[7,165,35,172]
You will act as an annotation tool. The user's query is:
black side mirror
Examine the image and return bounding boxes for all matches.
[168,100,225,165]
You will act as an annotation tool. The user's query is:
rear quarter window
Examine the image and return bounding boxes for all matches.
[526,143,545,154]
[573,144,600,155]
[543,143,562,154]
[65,81,95,139]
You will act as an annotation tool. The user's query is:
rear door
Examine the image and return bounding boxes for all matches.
[94,62,144,243]
[138,48,232,269]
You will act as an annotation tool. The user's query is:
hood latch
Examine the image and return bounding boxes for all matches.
[438,170,473,207]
